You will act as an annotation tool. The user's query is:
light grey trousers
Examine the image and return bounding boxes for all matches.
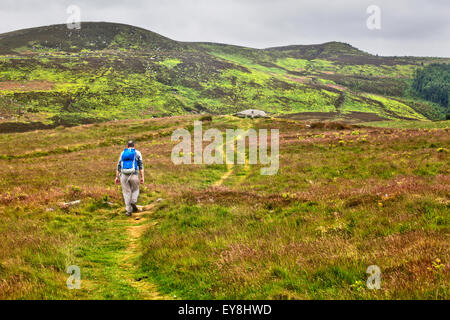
[120,173,140,213]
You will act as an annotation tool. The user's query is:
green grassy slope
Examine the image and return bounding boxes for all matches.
[0,22,449,132]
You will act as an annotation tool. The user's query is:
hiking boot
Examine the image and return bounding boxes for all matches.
[131,203,138,213]
[125,211,132,217]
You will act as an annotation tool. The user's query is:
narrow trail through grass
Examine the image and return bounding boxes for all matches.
[75,202,170,300]
[118,204,168,299]
[213,119,253,187]
[213,163,234,187]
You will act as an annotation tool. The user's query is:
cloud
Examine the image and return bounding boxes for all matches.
[0,0,448,57]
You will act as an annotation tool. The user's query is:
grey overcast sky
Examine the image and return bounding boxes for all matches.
[0,0,449,57]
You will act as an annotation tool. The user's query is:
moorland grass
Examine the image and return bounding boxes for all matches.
[0,116,448,299]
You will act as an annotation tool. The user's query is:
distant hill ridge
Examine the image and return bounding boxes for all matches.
[0,22,184,53]
[0,22,449,131]
[0,22,398,58]
[2,22,446,64]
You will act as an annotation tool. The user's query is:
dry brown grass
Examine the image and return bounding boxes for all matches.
[0,116,448,299]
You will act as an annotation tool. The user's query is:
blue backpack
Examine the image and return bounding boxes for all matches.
[121,148,137,174]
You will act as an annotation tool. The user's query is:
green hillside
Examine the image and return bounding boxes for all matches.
[0,22,449,132]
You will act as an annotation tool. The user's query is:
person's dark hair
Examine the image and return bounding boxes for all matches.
[127,140,135,147]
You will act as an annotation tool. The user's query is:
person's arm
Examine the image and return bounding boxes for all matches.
[115,152,123,184]
[115,169,120,184]
[137,151,144,183]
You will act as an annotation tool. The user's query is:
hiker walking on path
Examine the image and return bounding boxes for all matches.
[115,140,144,216]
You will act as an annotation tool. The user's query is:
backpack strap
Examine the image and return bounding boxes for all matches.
[128,150,137,181]
[132,151,136,171]
[120,150,124,173]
